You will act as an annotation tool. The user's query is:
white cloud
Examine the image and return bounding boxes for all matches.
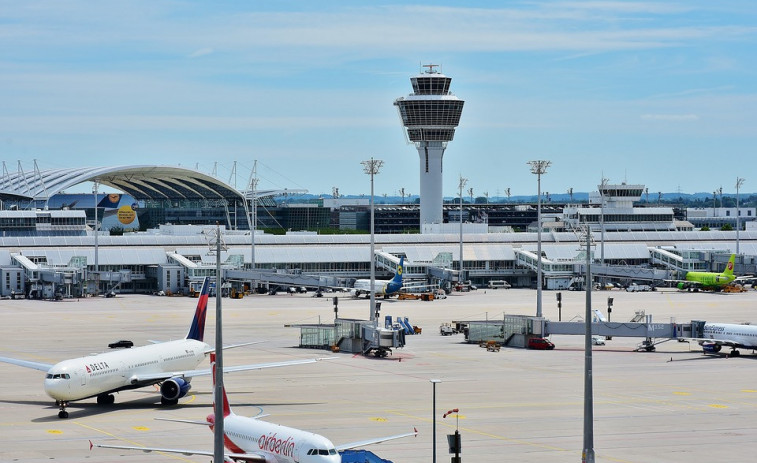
[188,47,214,58]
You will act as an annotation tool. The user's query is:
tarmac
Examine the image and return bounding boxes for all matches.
[2,286,757,463]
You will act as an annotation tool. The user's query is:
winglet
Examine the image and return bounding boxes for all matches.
[186,277,210,341]
[89,440,93,451]
[209,353,232,417]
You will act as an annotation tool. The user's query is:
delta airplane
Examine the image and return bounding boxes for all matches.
[672,254,751,291]
[0,277,326,418]
[693,322,757,356]
[93,353,417,462]
[351,257,405,297]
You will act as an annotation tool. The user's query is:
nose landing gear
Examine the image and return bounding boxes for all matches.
[56,400,70,419]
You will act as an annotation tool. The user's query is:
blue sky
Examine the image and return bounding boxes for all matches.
[1,1,755,199]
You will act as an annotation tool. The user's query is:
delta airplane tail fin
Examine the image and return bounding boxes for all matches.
[209,353,232,418]
[186,277,210,342]
[723,254,736,277]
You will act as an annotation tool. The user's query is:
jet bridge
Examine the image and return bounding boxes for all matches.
[457,312,697,351]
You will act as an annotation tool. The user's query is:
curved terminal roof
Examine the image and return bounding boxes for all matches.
[0,165,244,202]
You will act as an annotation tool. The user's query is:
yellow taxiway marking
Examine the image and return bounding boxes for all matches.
[133,426,150,431]
[741,389,757,393]
[709,404,728,408]
[47,429,63,434]
[74,421,196,462]
[673,391,691,396]
[370,417,387,422]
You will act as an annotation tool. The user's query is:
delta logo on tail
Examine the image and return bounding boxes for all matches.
[186,278,211,341]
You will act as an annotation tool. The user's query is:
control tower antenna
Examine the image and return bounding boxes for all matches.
[394,65,464,227]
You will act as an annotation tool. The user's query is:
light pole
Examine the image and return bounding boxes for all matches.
[212,223,225,463]
[528,160,551,318]
[599,177,608,267]
[430,378,441,463]
[583,226,595,463]
[458,175,467,285]
[92,181,99,295]
[362,157,383,322]
[736,177,745,255]
[249,161,258,270]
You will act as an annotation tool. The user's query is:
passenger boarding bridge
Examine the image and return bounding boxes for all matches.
[459,311,704,352]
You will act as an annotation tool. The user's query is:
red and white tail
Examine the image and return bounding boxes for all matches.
[209,353,232,418]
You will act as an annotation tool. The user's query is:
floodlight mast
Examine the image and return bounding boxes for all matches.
[362,158,383,322]
[458,175,467,283]
[213,223,225,463]
[736,177,745,255]
[528,160,551,318]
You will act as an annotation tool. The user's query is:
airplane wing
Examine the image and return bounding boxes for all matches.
[91,440,268,462]
[132,357,335,383]
[336,428,418,451]
[0,356,53,372]
[203,340,265,354]
[694,338,739,348]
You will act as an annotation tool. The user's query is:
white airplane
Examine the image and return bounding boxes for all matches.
[351,257,405,297]
[692,322,757,356]
[93,352,417,462]
[0,277,327,419]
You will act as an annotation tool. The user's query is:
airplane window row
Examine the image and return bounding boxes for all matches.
[306,448,337,456]
[46,373,70,380]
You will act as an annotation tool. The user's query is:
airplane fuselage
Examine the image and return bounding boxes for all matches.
[685,272,735,288]
[352,279,401,296]
[44,339,208,401]
[703,323,757,349]
[216,413,340,463]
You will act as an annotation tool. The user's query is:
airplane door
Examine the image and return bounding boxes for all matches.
[80,367,87,386]
[293,441,303,463]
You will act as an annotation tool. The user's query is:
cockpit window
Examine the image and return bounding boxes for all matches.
[46,373,70,380]
[329,449,337,455]
[318,449,329,455]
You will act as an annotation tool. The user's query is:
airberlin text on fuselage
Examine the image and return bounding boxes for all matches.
[258,433,295,457]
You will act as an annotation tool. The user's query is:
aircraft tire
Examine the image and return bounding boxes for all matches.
[161,397,179,406]
[58,410,69,419]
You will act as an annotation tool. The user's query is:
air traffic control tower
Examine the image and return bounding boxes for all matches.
[394,65,464,226]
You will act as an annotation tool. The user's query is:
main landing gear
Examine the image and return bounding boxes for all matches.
[96,393,115,405]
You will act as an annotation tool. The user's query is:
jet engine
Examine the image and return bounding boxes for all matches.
[160,377,192,402]
[702,343,722,353]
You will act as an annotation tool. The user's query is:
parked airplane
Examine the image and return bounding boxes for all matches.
[0,277,326,418]
[672,254,751,291]
[351,257,405,297]
[93,353,417,462]
[692,322,757,356]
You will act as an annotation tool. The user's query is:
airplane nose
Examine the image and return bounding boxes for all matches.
[44,378,63,399]
[44,375,71,400]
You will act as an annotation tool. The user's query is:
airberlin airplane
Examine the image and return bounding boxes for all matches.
[93,353,417,462]
[0,277,327,418]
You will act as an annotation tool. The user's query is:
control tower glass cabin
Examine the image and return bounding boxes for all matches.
[394,65,464,226]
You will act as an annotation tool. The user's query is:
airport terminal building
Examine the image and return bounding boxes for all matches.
[0,165,755,298]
